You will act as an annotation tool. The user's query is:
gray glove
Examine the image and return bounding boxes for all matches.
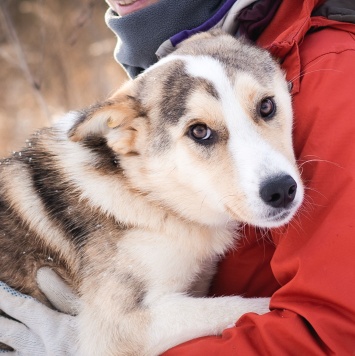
[0,268,79,355]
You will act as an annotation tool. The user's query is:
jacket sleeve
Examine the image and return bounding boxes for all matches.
[163,27,355,355]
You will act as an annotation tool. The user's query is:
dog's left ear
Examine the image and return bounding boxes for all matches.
[68,82,144,154]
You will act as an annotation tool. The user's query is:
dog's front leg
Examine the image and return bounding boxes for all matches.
[77,291,269,356]
[78,299,150,356]
[146,293,270,355]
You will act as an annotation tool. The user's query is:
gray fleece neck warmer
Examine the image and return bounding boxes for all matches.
[105,0,228,78]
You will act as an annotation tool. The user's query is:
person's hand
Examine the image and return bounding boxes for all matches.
[0,268,80,355]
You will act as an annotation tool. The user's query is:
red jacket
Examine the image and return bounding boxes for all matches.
[164,0,355,354]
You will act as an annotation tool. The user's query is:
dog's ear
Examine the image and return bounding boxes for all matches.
[68,83,137,137]
[68,81,145,155]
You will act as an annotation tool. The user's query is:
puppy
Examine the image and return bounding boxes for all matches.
[0,30,304,355]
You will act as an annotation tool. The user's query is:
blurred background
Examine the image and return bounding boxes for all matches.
[0,0,127,156]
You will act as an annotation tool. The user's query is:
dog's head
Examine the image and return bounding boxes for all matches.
[69,30,303,228]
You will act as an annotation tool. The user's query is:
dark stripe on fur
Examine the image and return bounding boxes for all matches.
[160,61,219,125]
[120,273,147,312]
[81,136,122,174]
[160,61,192,124]
[0,193,62,302]
[18,139,91,248]
[199,78,219,100]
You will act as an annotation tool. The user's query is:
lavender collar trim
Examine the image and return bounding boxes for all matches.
[170,0,239,47]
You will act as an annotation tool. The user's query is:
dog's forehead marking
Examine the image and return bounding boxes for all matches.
[154,56,220,126]
[175,54,247,134]
[149,53,254,142]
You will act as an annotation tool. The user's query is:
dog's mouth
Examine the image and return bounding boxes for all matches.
[255,200,302,228]
[224,198,300,228]
[264,208,293,223]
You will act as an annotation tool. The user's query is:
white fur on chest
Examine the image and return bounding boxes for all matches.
[117,222,236,299]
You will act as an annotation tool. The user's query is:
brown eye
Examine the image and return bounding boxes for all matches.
[259,97,276,119]
[188,124,214,144]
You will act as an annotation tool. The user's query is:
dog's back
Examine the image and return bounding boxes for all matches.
[0,123,128,305]
[0,131,69,304]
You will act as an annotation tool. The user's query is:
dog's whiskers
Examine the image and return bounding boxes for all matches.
[298,156,342,170]
[288,55,343,84]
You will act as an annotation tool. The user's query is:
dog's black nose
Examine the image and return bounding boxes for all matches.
[260,175,297,208]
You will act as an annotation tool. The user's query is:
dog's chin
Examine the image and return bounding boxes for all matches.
[226,204,299,229]
[253,208,298,229]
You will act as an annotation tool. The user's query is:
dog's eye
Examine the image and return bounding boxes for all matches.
[259,97,276,120]
[189,124,213,142]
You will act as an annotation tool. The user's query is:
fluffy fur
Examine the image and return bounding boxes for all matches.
[0,31,303,355]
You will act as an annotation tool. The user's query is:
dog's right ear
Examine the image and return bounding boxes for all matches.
[68,82,140,143]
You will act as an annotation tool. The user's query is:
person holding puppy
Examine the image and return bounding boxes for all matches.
[1,0,355,354]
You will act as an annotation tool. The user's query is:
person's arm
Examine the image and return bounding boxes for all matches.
[163,27,355,355]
